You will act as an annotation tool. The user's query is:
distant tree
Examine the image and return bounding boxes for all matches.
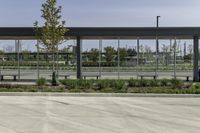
[144,45,152,53]
[127,48,137,56]
[34,0,68,85]
[0,50,4,54]
[139,44,145,58]
[161,44,170,66]
[187,44,193,56]
[104,46,116,62]
[60,47,70,53]
[119,48,128,62]
[184,54,192,63]
[88,48,99,62]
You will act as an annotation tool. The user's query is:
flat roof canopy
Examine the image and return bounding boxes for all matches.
[0,27,200,40]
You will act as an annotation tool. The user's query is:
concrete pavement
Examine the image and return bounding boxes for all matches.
[0,96,200,133]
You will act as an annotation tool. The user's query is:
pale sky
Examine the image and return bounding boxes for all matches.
[0,0,197,52]
[0,0,200,27]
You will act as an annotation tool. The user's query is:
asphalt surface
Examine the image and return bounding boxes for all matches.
[0,96,199,133]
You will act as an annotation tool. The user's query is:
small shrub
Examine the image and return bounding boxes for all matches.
[139,80,149,87]
[160,79,169,86]
[149,80,158,87]
[128,79,137,87]
[61,80,77,89]
[171,78,182,89]
[110,80,127,92]
[191,83,200,90]
[96,80,111,90]
[36,77,46,86]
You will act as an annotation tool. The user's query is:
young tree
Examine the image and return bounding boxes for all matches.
[34,0,68,85]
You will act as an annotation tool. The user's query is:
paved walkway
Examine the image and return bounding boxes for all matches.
[0,96,200,133]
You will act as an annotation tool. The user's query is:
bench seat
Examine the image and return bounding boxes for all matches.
[82,75,101,80]
[172,75,192,81]
[0,75,18,81]
[137,74,158,80]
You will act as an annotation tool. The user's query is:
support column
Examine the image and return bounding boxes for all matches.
[137,38,140,68]
[193,36,199,82]
[99,40,102,79]
[137,38,140,79]
[155,36,159,77]
[37,40,40,80]
[174,38,177,79]
[77,36,82,79]
[117,39,120,79]
[16,40,20,80]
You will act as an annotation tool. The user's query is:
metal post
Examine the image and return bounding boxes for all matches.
[193,36,199,82]
[77,36,82,79]
[37,40,40,80]
[118,39,120,79]
[157,16,160,28]
[17,40,20,80]
[174,38,177,79]
[99,40,102,79]
[155,36,159,78]
[137,38,140,78]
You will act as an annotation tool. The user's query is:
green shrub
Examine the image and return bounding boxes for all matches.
[36,77,46,86]
[139,80,149,87]
[149,80,158,87]
[171,79,182,89]
[61,80,77,89]
[191,83,200,90]
[128,79,137,87]
[110,80,127,92]
[77,80,94,89]
[96,80,111,90]
[160,79,169,86]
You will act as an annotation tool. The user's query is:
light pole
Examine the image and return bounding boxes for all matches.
[157,16,160,28]
[155,16,160,78]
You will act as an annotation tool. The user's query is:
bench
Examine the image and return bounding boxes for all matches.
[137,74,158,80]
[0,74,18,81]
[50,74,70,79]
[82,74,101,80]
[172,75,191,81]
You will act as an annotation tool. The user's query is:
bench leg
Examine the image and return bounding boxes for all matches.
[186,77,189,82]
[1,76,3,81]
[65,76,67,79]
[13,76,16,81]
[97,76,98,80]
[141,76,143,80]
[84,76,86,80]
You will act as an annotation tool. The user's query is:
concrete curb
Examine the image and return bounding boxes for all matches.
[0,92,200,97]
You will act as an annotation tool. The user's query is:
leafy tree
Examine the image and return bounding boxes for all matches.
[88,48,99,62]
[118,48,128,62]
[104,46,116,62]
[127,48,137,56]
[144,45,152,53]
[184,54,192,63]
[34,0,68,85]
[60,47,70,53]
